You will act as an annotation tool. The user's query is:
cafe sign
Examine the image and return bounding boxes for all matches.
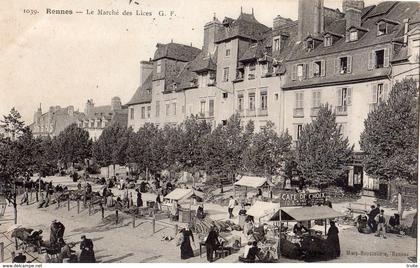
[279,191,326,207]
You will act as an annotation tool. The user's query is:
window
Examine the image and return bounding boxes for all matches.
[337,87,352,107]
[248,64,256,80]
[275,93,279,100]
[312,91,321,107]
[200,100,206,116]
[147,106,151,118]
[295,124,303,140]
[209,99,214,117]
[273,36,280,51]
[223,67,229,81]
[249,93,256,111]
[238,94,244,111]
[375,50,385,68]
[295,92,304,108]
[225,41,231,57]
[130,108,134,120]
[324,36,332,47]
[141,107,145,119]
[165,103,170,116]
[377,22,387,36]
[222,92,228,99]
[306,40,315,51]
[297,64,303,78]
[261,91,268,110]
[377,83,384,103]
[349,30,358,41]
[337,56,352,74]
[371,83,388,104]
[222,120,227,126]
[156,101,160,117]
[156,60,162,73]
[313,61,322,77]
[172,103,177,116]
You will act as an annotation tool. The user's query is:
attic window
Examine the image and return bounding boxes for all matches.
[307,39,315,51]
[273,36,280,51]
[324,36,332,47]
[349,30,358,41]
[377,22,387,36]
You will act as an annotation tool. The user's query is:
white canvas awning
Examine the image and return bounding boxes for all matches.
[164,188,204,201]
[247,201,279,220]
[234,176,267,188]
[270,206,345,221]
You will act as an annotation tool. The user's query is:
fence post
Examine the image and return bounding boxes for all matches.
[35,190,39,202]
[77,199,80,214]
[132,213,136,228]
[30,188,33,202]
[0,242,4,263]
[101,204,104,219]
[68,198,70,211]
[152,218,156,234]
[88,202,92,216]
[116,210,119,224]
[174,224,178,237]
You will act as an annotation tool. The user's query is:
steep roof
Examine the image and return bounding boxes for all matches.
[287,1,419,61]
[190,51,217,73]
[153,42,201,62]
[126,72,153,105]
[174,61,198,91]
[215,12,270,43]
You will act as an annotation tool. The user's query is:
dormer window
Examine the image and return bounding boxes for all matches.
[324,36,332,47]
[248,63,256,80]
[377,22,387,36]
[349,30,358,41]
[307,39,315,51]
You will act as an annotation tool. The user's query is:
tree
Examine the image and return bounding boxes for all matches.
[93,123,131,176]
[296,105,353,188]
[242,121,292,175]
[55,124,92,168]
[360,78,418,184]
[0,108,38,223]
[36,136,59,177]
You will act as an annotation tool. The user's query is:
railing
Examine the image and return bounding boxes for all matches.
[258,108,268,116]
[293,108,304,118]
[335,105,348,116]
[310,107,320,117]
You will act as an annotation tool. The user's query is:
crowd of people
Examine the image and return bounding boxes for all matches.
[356,203,402,238]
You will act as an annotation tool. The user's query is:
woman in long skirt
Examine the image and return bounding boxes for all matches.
[180,226,195,259]
[326,221,340,258]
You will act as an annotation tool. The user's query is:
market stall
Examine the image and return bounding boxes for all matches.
[246,201,279,223]
[163,188,204,223]
[234,175,270,204]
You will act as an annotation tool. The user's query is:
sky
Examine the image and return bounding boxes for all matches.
[0,0,381,124]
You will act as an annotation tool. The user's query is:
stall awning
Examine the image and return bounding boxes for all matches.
[247,201,279,219]
[164,188,204,201]
[270,206,345,221]
[234,176,267,188]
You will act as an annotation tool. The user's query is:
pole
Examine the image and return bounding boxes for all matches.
[30,188,33,202]
[152,218,156,233]
[101,204,104,219]
[88,201,92,215]
[132,213,136,228]
[278,191,282,260]
[116,210,119,224]
[77,199,80,214]
[0,242,4,263]
[68,198,70,211]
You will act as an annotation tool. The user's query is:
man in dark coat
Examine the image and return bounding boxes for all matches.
[326,221,340,258]
[50,220,65,247]
[205,225,219,262]
[79,235,95,263]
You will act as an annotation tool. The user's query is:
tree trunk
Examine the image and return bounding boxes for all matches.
[113,164,116,177]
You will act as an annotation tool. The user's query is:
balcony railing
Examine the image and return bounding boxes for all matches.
[198,111,214,119]
[258,108,268,116]
[246,109,256,117]
[293,108,304,118]
[310,107,320,117]
[335,105,348,116]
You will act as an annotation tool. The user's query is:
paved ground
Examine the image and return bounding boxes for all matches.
[0,175,416,263]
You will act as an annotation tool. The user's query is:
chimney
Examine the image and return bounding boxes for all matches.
[203,15,222,56]
[273,15,292,29]
[298,0,324,42]
[342,0,364,13]
[111,97,122,111]
[403,18,409,45]
[139,60,153,86]
[345,7,362,29]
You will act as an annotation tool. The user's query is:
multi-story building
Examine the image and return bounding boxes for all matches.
[29,104,84,138]
[282,0,419,195]
[127,0,419,196]
[78,97,128,141]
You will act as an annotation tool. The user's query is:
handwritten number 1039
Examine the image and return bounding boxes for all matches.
[24,9,39,15]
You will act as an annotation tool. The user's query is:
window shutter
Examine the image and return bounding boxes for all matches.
[335,58,339,74]
[295,92,299,108]
[308,62,314,78]
[347,87,352,106]
[312,91,316,107]
[293,125,298,140]
[302,63,307,79]
[384,47,390,67]
[292,64,297,80]
[383,83,389,99]
[371,84,378,103]
[336,88,342,106]
[321,60,326,76]
[368,51,374,70]
[347,56,352,73]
